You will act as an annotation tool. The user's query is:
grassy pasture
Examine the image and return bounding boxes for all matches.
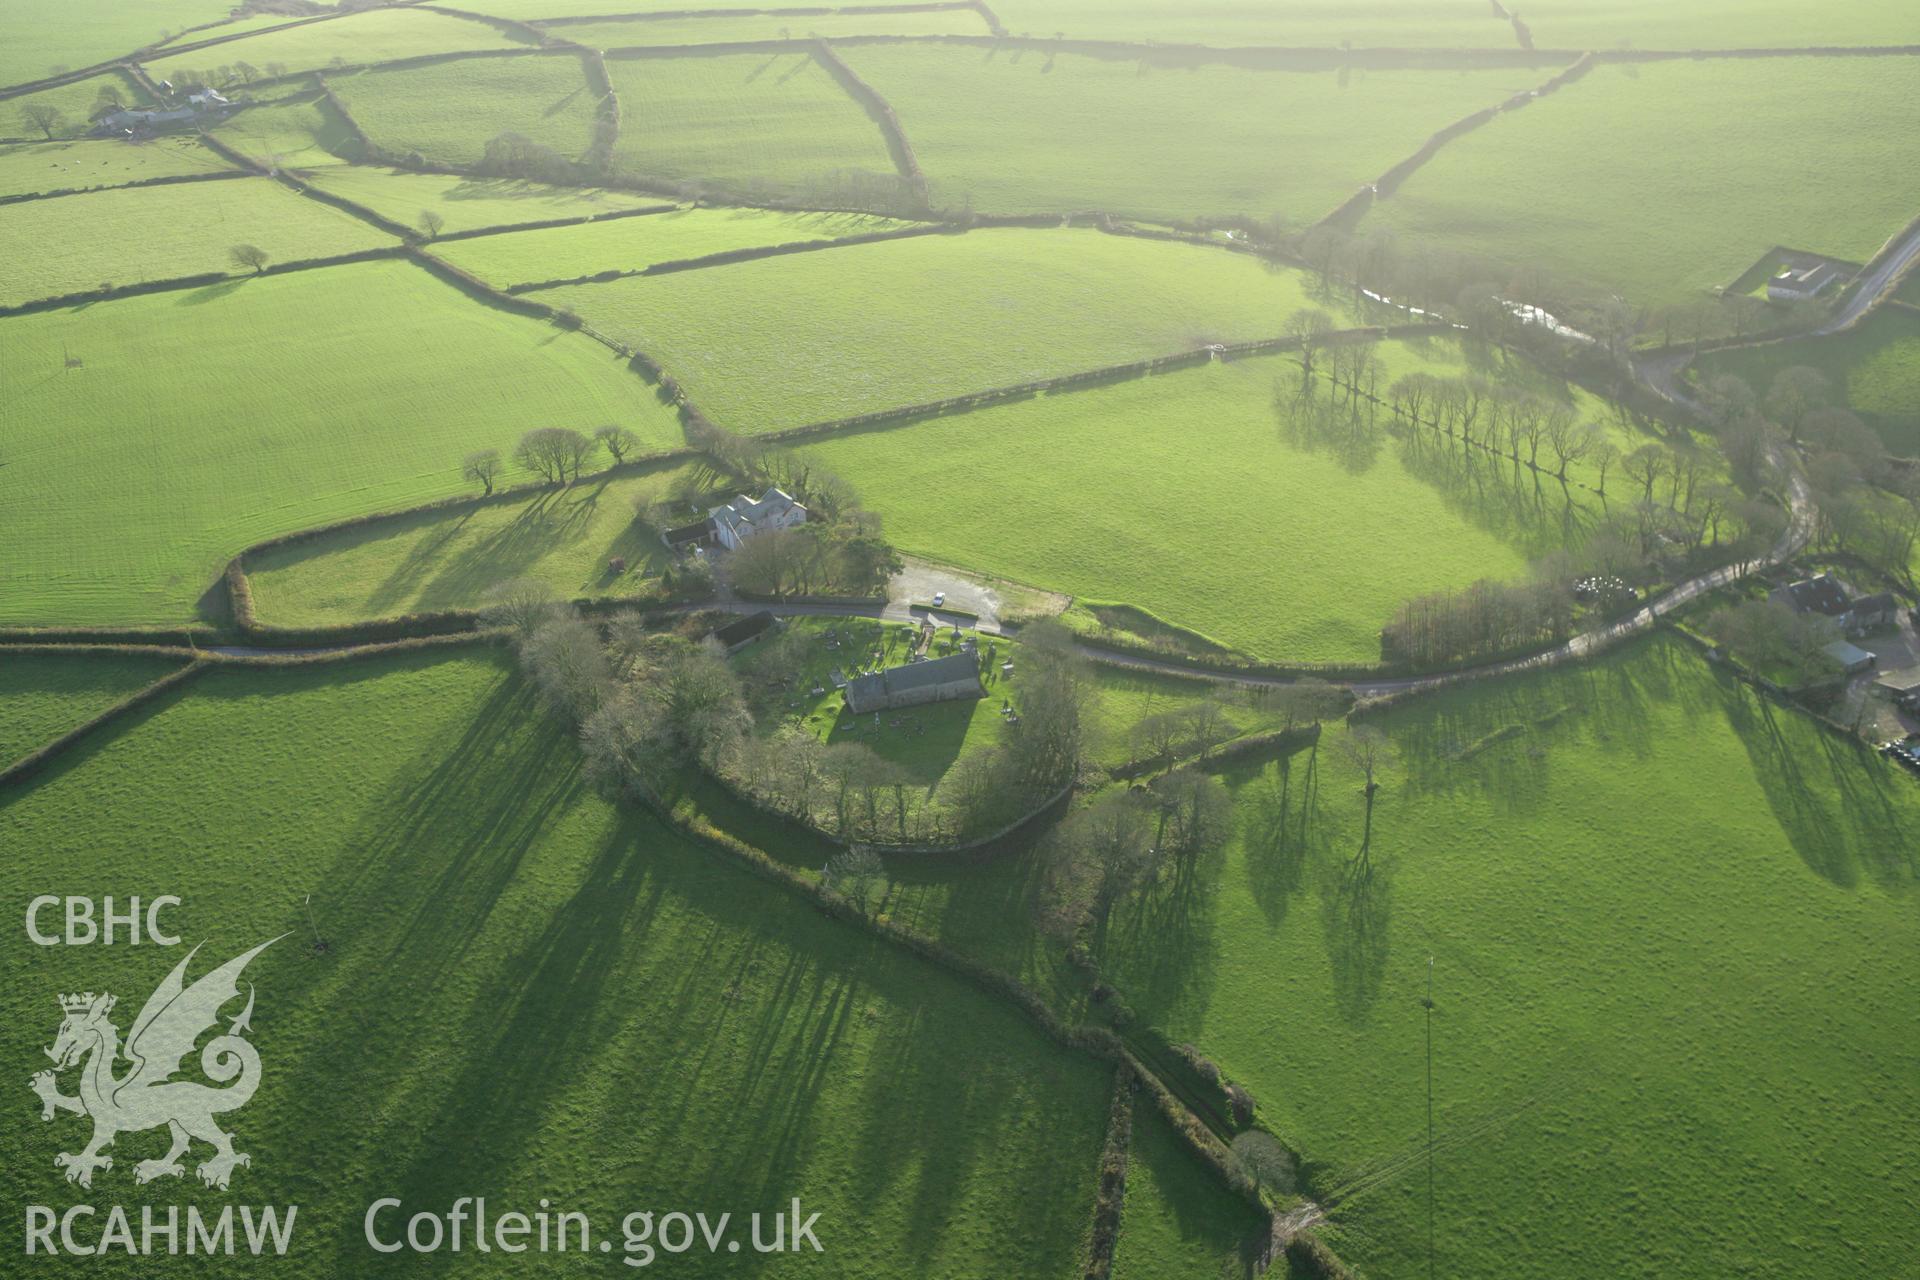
[211,93,359,168]
[338,53,598,168]
[1366,58,1920,311]
[301,165,671,236]
[0,175,396,306]
[1694,310,1920,458]
[4,71,152,142]
[0,652,183,766]
[798,343,1629,663]
[0,0,232,88]
[243,463,698,627]
[0,649,1118,1278]
[604,50,901,201]
[0,259,683,627]
[150,10,312,50]
[548,8,991,48]
[1083,636,1920,1278]
[842,45,1546,224]
[988,0,1514,47]
[1515,0,1920,50]
[541,226,1327,430]
[439,205,910,286]
[0,137,235,198]
[1110,1097,1266,1280]
[145,8,531,86]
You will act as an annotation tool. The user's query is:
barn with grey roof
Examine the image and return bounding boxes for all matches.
[844,652,985,715]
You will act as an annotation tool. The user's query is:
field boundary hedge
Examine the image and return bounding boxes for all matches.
[1083,1064,1135,1280]
[811,39,928,208]
[416,3,550,47]
[508,220,950,290]
[0,660,207,789]
[1316,50,1592,231]
[0,242,408,316]
[431,200,680,244]
[0,166,251,207]
[532,2,982,29]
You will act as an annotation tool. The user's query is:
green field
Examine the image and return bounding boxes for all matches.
[543,226,1327,430]
[842,45,1546,224]
[1110,1098,1265,1280]
[0,0,232,88]
[988,0,1516,46]
[604,50,901,202]
[0,176,395,305]
[0,259,683,627]
[1082,636,1920,1277]
[440,205,911,285]
[0,137,235,198]
[339,53,598,168]
[0,649,1121,1278]
[244,463,696,627]
[546,7,991,47]
[1694,309,1920,457]
[0,652,183,766]
[145,8,531,86]
[4,71,153,142]
[302,165,672,236]
[1514,0,1920,49]
[212,93,359,168]
[1366,58,1920,311]
[800,347,1626,662]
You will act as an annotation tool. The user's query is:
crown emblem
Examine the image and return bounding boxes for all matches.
[59,992,109,1015]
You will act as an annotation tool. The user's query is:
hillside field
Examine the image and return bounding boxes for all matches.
[604,50,901,203]
[0,137,236,198]
[243,463,697,627]
[0,651,184,766]
[339,53,599,169]
[0,176,395,305]
[144,7,530,86]
[0,259,682,626]
[800,346,1621,663]
[0,0,231,88]
[1366,58,1920,311]
[302,165,672,236]
[0,649,1121,1279]
[547,7,991,47]
[440,205,910,286]
[844,46,1549,224]
[543,226,1329,431]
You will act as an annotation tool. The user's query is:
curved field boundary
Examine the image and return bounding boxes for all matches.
[311,72,378,158]
[0,166,252,208]
[579,47,620,171]
[1314,51,1593,232]
[969,0,1005,37]
[811,39,928,206]
[1083,1064,1135,1280]
[508,221,950,290]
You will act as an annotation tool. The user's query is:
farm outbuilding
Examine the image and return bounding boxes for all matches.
[845,652,985,714]
[711,610,778,654]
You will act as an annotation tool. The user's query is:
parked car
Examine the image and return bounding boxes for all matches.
[931,592,946,607]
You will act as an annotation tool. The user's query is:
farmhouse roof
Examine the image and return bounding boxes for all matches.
[1785,573,1851,617]
[1822,639,1874,672]
[1852,591,1896,612]
[1874,668,1920,697]
[662,518,713,547]
[711,486,806,542]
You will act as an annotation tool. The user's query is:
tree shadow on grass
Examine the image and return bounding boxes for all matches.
[1242,745,1319,929]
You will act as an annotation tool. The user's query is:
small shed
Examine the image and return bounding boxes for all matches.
[711,610,777,655]
[1823,639,1876,676]
[1848,592,1897,635]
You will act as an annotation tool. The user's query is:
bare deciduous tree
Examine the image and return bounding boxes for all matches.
[594,424,640,464]
[462,447,502,495]
[419,210,445,240]
[229,243,270,274]
[20,103,64,139]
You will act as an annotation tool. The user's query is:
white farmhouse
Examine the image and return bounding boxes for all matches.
[708,487,807,551]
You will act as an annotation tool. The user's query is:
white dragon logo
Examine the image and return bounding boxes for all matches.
[29,937,281,1190]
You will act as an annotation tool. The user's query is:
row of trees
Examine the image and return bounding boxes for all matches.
[460,424,645,494]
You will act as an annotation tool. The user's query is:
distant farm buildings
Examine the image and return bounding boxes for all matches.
[1767,261,1843,303]
[92,88,231,137]
[845,652,985,715]
[1772,572,1897,639]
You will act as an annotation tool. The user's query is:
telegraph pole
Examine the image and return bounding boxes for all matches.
[1425,954,1436,1280]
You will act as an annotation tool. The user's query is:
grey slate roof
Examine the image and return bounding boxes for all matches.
[845,652,980,706]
